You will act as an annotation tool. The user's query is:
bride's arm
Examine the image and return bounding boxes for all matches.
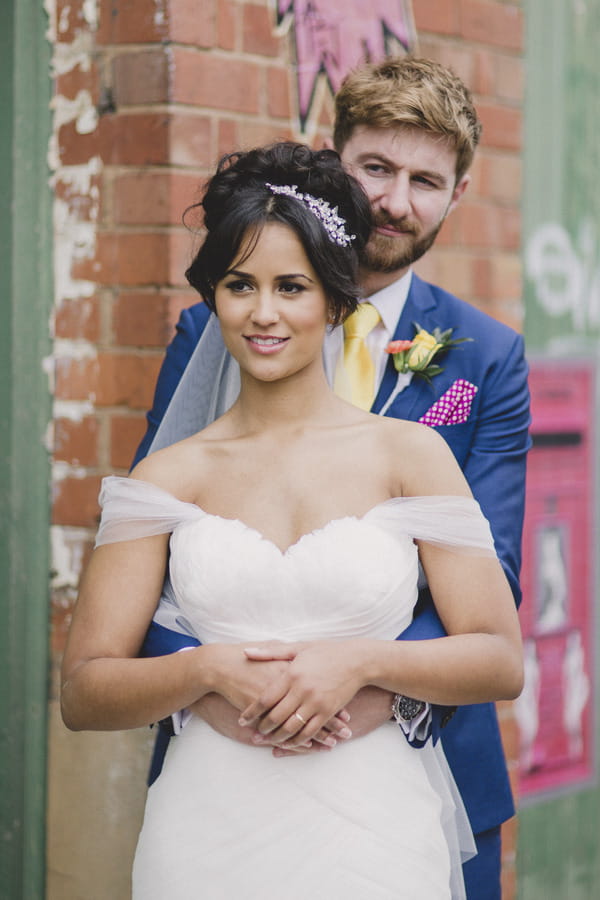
[60,534,292,732]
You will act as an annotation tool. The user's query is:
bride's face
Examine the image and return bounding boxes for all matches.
[215,222,330,384]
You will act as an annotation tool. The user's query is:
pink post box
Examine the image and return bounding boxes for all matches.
[516,361,596,799]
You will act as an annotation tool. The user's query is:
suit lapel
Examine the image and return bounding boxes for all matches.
[372,275,437,418]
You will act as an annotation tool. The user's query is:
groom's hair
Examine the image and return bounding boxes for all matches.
[333,56,482,184]
[184,142,372,325]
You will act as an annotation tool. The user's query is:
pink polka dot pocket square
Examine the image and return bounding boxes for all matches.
[418,379,478,427]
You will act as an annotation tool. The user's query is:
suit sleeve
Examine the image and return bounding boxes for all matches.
[132,303,210,466]
[459,332,531,607]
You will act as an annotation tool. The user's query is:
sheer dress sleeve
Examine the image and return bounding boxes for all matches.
[94,476,205,547]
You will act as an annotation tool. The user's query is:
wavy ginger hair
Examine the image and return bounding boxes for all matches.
[333,56,482,184]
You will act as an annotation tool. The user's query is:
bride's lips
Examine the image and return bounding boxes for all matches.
[244,334,290,354]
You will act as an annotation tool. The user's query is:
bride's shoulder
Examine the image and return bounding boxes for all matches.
[129,432,215,503]
[375,417,470,498]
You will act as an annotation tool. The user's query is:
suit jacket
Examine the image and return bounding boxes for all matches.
[134,273,531,835]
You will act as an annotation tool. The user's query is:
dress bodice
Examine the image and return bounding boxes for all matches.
[96,476,496,645]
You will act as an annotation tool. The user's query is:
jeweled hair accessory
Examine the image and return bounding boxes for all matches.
[265,183,356,247]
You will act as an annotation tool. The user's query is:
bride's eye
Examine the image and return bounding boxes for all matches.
[224,279,253,294]
[279,281,305,296]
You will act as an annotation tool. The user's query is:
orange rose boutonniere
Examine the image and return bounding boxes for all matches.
[386,323,472,385]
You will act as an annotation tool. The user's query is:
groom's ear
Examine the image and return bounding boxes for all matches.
[322,136,335,151]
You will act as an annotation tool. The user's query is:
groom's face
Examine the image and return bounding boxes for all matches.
[339,125,469,293]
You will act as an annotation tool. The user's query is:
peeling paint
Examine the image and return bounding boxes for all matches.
[58,4,71,34]
[51,525,90,589]
[53,399,96,421]
[53,461,90,482]
[154,0,167,27]
[53,29,94,74]
[52,197,97,301]
[82,0,99,31]
[53,338,98,360]
[50,90,98,136]
[44,0,57,41]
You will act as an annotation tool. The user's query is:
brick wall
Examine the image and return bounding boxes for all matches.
[47,1,524,896]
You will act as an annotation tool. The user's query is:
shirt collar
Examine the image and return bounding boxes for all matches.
[364,269,413,336]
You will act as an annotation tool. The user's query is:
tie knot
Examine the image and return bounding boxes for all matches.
[343,302,380,340]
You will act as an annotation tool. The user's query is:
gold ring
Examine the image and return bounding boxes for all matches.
[294,711,307,725]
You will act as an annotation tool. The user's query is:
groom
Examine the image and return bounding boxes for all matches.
[133,57,530,899]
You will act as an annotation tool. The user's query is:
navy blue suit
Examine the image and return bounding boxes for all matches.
[134,274,531,897]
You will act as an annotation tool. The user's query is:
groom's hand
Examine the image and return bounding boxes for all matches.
[191,692,352,753]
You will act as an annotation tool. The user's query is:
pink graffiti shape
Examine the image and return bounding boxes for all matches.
[277,0,415,127]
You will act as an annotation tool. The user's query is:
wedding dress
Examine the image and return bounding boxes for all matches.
[96,476,496,899]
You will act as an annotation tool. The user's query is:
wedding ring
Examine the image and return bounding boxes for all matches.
[294,711,307,725]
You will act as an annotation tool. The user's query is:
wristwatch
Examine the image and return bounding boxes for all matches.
[391,693,426,723]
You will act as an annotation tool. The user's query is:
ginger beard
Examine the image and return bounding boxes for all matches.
[359,211,447,274]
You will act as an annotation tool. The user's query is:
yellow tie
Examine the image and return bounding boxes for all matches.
[336,302,381,410]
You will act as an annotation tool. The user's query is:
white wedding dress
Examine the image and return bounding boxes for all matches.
[96,476,496,899]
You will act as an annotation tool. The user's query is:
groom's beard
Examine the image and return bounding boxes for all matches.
[360,213,446,274]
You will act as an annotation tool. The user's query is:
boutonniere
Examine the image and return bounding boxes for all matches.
[385,323,472,385]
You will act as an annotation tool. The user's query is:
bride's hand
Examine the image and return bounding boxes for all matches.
[238,640,364,748]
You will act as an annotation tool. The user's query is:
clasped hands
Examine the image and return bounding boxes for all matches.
[194,639,393,757]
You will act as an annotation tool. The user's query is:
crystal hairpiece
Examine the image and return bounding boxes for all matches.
[265,183,356,247]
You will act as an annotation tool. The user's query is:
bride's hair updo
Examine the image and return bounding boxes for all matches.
[184,142,372,325]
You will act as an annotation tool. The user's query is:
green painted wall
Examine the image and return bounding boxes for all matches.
[0,0,52,897]
[520,1,600,897]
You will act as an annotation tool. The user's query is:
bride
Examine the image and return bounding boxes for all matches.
[61,142,523,899]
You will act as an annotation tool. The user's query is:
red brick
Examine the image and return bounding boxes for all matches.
[478,103,522,151]
[54,171,102,223]
[72,232,170,286]
[413,0,459,35]
[170,114,213,168]
[171,48,260,114]
[95,351,163,408]
[52,475,103,528]
[238,120,294,150]
[54,416,100,466]
[501,814,518,861]
[98,113,171,166]
[494,53,525,104]
[501,859,517,900]
[454,202,520,250]
[110,413,147,469]
[55,62,100,105]
[418,40,477,91]
[243,4,282,57]
[478,153,522,206]
[460,0,523,51]
[112,49,169,105]
[489,253,522,300]
[113,171,201,227]
[54,297,101,342]
[166,292,203,335]
[112,291,172,346]
[169,0,217,48]
[472,257,493,300]
[217,0,236,51]
[97,0,168,44]
[55,0,92,43]
[170,230,199,288]
[267,66,292,119]
[55,356,99,402]
[217,118,240,159]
